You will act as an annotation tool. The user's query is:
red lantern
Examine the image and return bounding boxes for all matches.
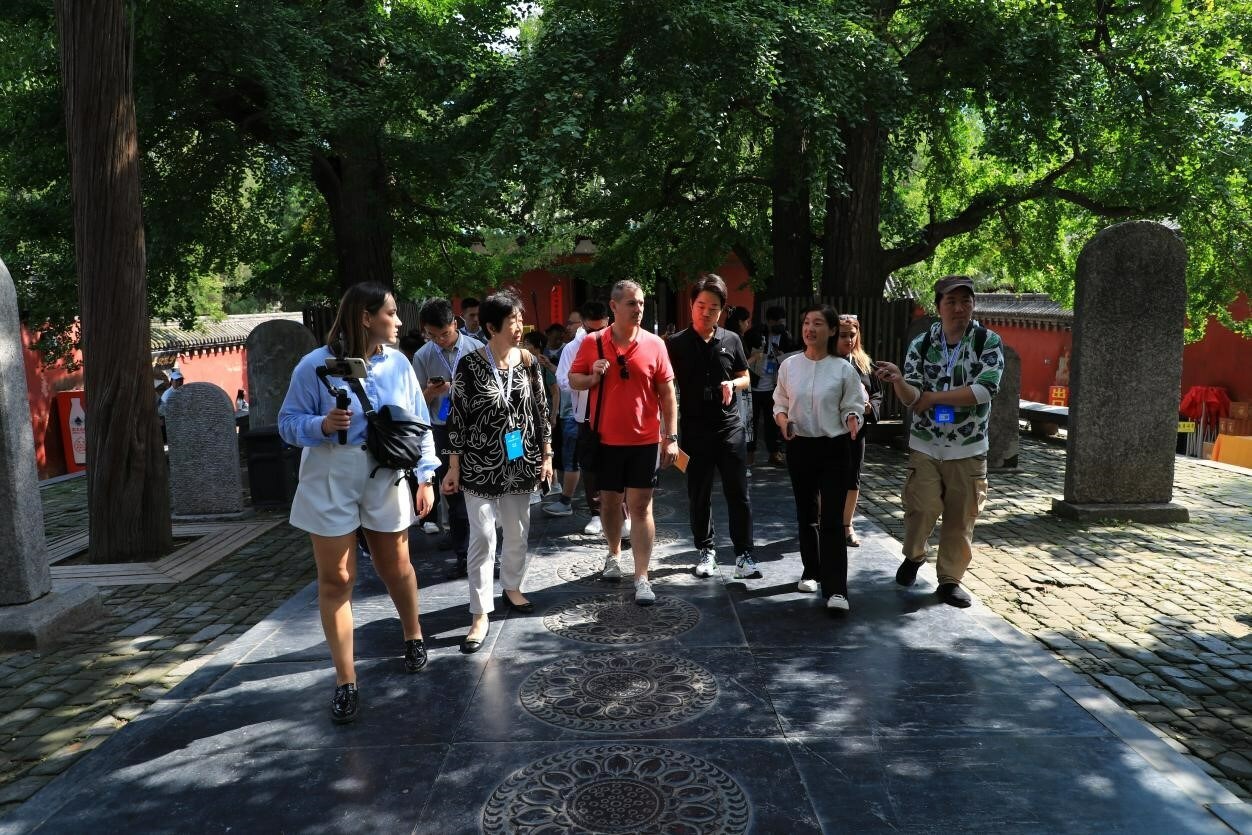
[549,283,564,328]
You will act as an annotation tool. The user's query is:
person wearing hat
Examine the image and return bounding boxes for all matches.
[158,369,184,418]
[873,275,1004,608]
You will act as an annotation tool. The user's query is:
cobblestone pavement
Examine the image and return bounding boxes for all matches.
[0,478,316,818]
[857,436,1252,800]
[4,438,1250,820]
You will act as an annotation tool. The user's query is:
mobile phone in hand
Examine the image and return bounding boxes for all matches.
[428,376,446,384]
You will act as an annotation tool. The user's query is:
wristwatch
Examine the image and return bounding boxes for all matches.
[664,434,679,442]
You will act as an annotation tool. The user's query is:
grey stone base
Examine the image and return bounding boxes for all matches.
[0,584,104,650]
[988,455,1019,472]
[1051,499,1190,524]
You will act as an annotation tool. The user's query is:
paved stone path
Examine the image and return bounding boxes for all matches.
[857,437,1252,800]
[2,437,1249,831]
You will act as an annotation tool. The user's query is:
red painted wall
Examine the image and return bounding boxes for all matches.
[985,323,1072,404]
[1183,294,1252,405]
[23,327,250,480]
[670,252,755,330]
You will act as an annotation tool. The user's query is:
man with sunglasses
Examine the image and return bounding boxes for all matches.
[666,274,758,580]
[569,281,679,606]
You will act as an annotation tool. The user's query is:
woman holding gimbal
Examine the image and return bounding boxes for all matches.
[278,282,439,724]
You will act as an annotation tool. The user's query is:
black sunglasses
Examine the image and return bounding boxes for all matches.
[616,355,629,380]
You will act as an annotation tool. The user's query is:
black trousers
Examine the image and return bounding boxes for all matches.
[432,424,469,557]
[748,389,781,455]
[785,435,851,597]
[683,424,752,555]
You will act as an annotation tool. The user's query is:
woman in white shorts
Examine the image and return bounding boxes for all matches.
[278,282,439,724]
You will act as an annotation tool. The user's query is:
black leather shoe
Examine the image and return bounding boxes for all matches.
[404,639,428,673]
[460,634,485,654]
[331,683,359,724]
[501,593,534,614]
[938,583,972,608]
[895,557,923,586]
[454,554,468,578]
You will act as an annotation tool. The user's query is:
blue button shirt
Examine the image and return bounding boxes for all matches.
[278,346,439,483]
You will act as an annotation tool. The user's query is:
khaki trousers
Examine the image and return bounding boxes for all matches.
[901,451,988,585]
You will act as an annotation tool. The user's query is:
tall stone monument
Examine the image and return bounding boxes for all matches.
[0,257,102,649]
[988,343,1021,470]
[166,383,245,518]
[1052,221,1189,522]
[245,319,316,430]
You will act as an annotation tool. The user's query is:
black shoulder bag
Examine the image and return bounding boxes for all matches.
[343,377,431,488]
[575,332,607,470]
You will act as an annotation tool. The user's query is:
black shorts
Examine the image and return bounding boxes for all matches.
[596,443,659,492]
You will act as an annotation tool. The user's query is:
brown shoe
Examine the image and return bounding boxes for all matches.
[770,451,786,466]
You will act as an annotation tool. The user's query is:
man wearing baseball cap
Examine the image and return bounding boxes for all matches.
[874,275,1004,607]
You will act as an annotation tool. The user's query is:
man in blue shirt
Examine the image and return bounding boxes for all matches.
[413,298,482,576]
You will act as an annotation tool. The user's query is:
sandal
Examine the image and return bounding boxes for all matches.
[844,525,861,547]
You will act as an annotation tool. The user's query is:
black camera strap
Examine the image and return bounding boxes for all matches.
[591,331,606,435]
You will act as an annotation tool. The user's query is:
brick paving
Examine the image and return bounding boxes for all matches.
[857,436,1252,800]
[3,437,1250,820]
[0,479,315,817]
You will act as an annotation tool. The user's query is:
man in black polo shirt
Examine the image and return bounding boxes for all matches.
[667,273,759,580]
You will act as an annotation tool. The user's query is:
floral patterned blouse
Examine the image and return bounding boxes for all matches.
[446,347,552,498]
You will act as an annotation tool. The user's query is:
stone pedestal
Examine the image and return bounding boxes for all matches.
[988,344,1020,471]
[0,256,101,649]
[245,319,315,430]
[166,382,245,519]
[1053,222,1189,523]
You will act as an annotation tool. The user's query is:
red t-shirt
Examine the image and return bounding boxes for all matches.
[571,328,674,446]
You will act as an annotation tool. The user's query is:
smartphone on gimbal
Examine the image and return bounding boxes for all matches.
[324,357,368,379]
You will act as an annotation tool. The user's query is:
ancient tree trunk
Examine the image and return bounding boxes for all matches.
[768,104,814,296]
[823,119,888,298]
[56,0,172,562]
[311,132,395,295]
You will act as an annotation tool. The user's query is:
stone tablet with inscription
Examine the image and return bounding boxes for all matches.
[245,319,315,430]
[165,382,244,518]
[988,343,1021,470]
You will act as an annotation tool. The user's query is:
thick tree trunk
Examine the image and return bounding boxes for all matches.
[311,131,395,295]
[823,119,888,297]
[768,105,813,296]
[56,0,172,562]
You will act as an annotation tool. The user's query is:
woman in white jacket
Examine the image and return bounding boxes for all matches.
[773,305,866,612]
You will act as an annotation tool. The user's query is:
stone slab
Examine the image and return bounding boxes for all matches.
[0,584,103,651]
[1051,499,1190,524]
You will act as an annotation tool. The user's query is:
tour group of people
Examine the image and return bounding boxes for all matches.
[277,274,1005,723]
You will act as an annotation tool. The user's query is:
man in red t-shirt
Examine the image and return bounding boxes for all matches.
[570,280,679,606]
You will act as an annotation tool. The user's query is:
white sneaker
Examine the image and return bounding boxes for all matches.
[602,553,623,580]
[420,522,439,535]
[621,515,632,540]
[797,578,819,593]
[584,516,603,535]
[826,594,850,611]
[693,548,718,578]
[745,467,752,478]
[634,578,656,606]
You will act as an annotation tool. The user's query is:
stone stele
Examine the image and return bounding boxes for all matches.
[1053,221,1189,523]
[988,342,1021,470]
[0,256,101,649]
[245,319,315,430]
[165,382,245,518]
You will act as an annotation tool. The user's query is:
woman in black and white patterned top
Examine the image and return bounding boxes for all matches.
[443,291,553,653]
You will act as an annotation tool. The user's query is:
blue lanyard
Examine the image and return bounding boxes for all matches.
[438,343,459,378]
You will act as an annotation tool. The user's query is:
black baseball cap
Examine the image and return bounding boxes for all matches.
[933,275,976,303]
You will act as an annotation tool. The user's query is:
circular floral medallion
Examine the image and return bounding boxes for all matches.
[519,651,718,733]
[481,744,751,834]
[554,550,701,590]
[543,594,700,645]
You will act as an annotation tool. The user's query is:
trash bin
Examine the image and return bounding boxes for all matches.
[243,426,300,509]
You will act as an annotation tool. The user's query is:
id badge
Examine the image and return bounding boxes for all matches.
[764,359,778,375]
[437,396,451,421]
[504,429,524,460]
[933,405,955,424]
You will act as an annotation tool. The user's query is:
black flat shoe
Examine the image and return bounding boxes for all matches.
[501,593,534,614]
[404,638,428,673]
[895,557,923,586]
[460,634,485,654]
[331,683,359,724]
[938,583,972,608]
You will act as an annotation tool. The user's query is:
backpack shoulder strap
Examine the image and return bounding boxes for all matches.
[973,326,988,356]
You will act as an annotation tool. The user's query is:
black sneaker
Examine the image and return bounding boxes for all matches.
[404,638,428,673]
[331,683,359,724]
[938,583,972,608]
[454,553,468,578]
[895,557,923,586]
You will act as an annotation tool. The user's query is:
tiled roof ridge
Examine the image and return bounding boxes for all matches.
[150,311,305,354]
